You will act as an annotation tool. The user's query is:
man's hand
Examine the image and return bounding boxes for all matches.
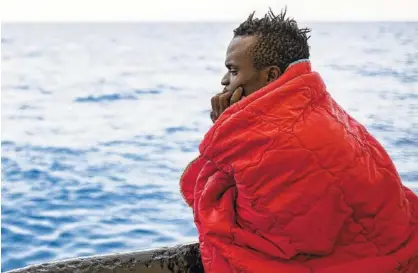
[210,87,244,123]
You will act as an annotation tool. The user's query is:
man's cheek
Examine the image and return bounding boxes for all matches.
[232,76,245,90]
[228,80,240,92]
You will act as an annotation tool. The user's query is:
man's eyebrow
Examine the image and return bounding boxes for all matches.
[225,63,238,69]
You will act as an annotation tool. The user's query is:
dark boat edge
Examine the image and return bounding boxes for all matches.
[5,242,203,273]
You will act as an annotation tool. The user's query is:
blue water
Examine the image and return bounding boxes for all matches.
[1,22,418,271]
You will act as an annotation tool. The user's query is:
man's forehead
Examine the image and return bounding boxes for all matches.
[225,36,256,64]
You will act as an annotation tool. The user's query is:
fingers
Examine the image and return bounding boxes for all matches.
[211,95,217,117]
[230,87,243,105]
[211,93,221,123]
[210,111,216,123]
[210,87,243,123]
[219,92,230,113]
[210,91,230,121]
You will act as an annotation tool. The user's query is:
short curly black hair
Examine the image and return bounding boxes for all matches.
[234,8,311,73]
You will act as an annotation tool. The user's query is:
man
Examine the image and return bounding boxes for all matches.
[180,9,418,273]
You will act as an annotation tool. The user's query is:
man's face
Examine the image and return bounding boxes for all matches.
[221,35,268,97]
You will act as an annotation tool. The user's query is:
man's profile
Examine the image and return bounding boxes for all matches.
[180,9,418,273]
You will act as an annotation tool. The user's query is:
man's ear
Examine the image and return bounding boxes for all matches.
[266,66,281,83]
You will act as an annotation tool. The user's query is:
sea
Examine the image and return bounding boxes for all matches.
[1,22,417,272]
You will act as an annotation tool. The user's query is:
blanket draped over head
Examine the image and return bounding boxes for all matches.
[180,61,418,273]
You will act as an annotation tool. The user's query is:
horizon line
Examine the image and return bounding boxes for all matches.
[2,20,418,24]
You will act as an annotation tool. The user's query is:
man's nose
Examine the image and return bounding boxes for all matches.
[221,73,229,86]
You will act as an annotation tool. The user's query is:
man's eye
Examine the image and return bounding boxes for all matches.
[230,70,238,76]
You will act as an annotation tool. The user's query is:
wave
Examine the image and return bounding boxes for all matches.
[74,89,163,103]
